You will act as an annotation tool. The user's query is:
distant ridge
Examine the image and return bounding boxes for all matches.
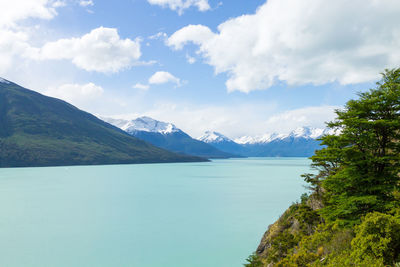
[102,117,238,158]
[234,127,335,145]
[198,127,334,157]
[198,131,244,155]
[0,78,206,167]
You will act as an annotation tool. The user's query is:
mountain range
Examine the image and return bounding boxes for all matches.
[198,127,334,157]
[0,78,205,167]
[198,131,245,155]
[102,116,237,158]
[103,113,332,158]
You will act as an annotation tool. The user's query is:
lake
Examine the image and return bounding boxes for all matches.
[0,157,311,267]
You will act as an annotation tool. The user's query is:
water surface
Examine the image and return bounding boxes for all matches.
[0,157,310,267]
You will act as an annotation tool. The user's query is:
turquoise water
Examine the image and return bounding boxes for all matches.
[0,157,311,267]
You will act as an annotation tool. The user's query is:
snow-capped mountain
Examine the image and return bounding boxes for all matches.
[198,131,245,156]
[198,131,233,143]
[199,126,335,157]
[101,116,237,159]
[287,127,335,139]
[235,133,279,145]
[103,116,180,135]
[235,127,335,145]
[103,116,333,158]
[0,77,10,84]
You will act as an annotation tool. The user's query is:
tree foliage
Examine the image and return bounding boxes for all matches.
[307,68,400,223]
[351,212,400,265]
[246,69,400,266]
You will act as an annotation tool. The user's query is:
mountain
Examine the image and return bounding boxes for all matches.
[198,131,245,156]
[199,127,334,157]
[0,78,206,167]
[235,127,333,145]
[102,117,237,158]
[104,116,179,135]
[237,127,334,157]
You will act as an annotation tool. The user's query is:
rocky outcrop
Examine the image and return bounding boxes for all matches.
[256,207,301,258]
[255,196,323,265]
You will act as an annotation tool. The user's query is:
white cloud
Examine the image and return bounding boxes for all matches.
[147,0,210,15]
[0,2,66,91]
[132,71,182,90]
[0,0,142,75]
[167,0,400,93]
[167,24,213,50]
[53,1,67,8]
[0,0,59,28]
[0,29,34,73]
[148,71,181,86]
[43,82,132,114]
[135,60,158,66]
[79,0,94,7]
[38,27,141,73]
[148,32,167,40]
[186,53,196,64]
[264,106,339,134]
[133,83,150,90]
[46,82,104,103]
[0,0,66,73]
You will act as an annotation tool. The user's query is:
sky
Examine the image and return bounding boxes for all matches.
[1,0,399,139]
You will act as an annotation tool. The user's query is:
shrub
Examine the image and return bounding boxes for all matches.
[244,253,263,267]
[351,212,400,265]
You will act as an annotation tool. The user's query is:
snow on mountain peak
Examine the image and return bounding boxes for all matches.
[124,116,179,134]
[276,126,335,140]
[200,126,334,145]
[234,136,255,144]
[291,127,312,138]
[235,133,279,144]
[0,78,10,84]
[101,116,180,134]
[198,131,232,143]
[236,126,335,145]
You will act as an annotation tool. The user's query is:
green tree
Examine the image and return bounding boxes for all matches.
[307,68,400,223]
[244,253,263,267]
[351,212,400,265]
[302,134,347,199]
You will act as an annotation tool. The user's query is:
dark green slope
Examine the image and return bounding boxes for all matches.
[0,80,206,167]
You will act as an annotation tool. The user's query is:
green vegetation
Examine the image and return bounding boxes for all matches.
[246,69,400,266]
[0,81,206,167]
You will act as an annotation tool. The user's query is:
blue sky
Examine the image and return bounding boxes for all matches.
[1,0,399,138]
